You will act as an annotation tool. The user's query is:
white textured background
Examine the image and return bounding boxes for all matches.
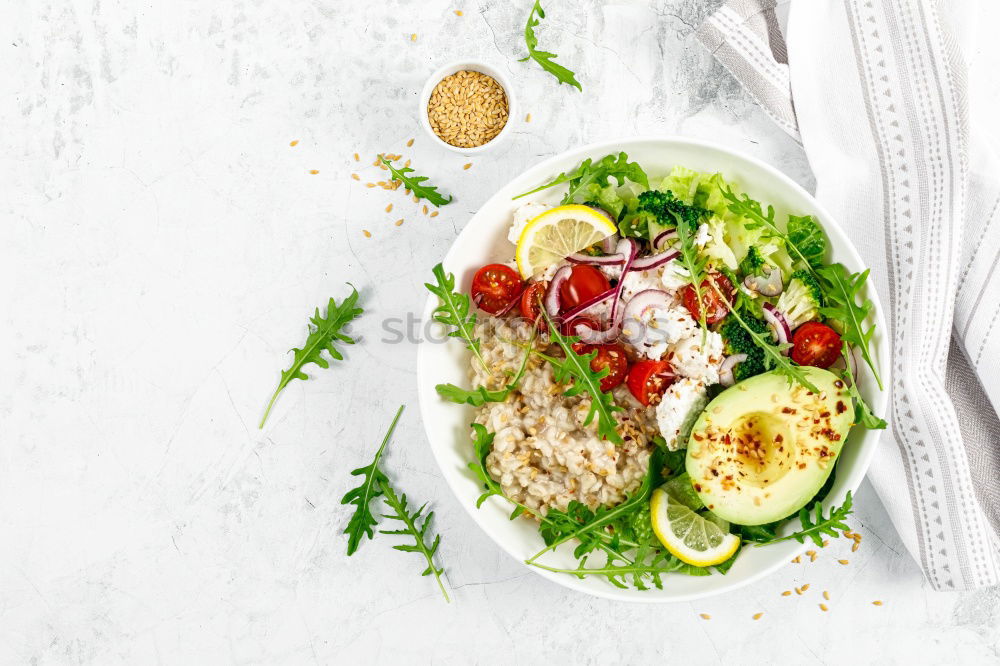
[2,0,999,663]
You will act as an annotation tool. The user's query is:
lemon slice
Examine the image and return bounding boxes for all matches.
[650,487,740,566]
[515,204,617,278]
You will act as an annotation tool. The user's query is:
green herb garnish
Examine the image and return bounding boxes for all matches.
[378,478,450,602]
[425,263,489,373]
[839,343,886,429]
[818,264,884,391]
[513,152,648,201]
[755,492,853,548]
[672,206,710,332]
[260,284,363,428]
[519,0,582,91]
[340,404,403,555]
[435,328,536,406]
[720,186,825,273]
[380,157,453,207]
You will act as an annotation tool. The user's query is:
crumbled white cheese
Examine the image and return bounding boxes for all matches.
[671,329,725,385]
[660,263,690,291]
[620,268,667,302]
[622,303,695,360]
[508,202,551,244]
[694,223,711,247]
[655,378,709,450]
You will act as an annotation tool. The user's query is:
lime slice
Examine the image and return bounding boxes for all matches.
[650,488,740,566]
[515,204,617,278]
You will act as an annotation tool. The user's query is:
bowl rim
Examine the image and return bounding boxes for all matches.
[416,135,890,602]
[418,59,517,156]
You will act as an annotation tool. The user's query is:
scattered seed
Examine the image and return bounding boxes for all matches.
[422,205,429,215]
[872,600,884,606]
[791,556,801,564]
[404,159,411,168]
[809,552,818,562]
[412,195,419,203]
[806,550,816,559]
[752,612,763,621]
[801,584,810,592]
[454,9,463,15]
[781,590,792,597]
[353,152,360,161]
[407,138,414,147]
[823,590,830,600]
[822,540,830,548]
[526,113,532,122]
[852,542,860,552]
[430,211,439,217]
[463,162,472,170]
[838,559,849,565]
[363,229,372,238]
[405,188,411,196]
[795,587,802,595]
[365,183,376,188]
[819,604,828,612]
[385,204,393,213]
[411,33,417,41]
[351,173,360,181]
[290,140,299,147]
[309,169,320,174]
[373,157,381,166]
[395,219,404,226]
[699,613,711,620]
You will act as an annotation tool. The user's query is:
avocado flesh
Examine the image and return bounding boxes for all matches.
[684,368,853,526]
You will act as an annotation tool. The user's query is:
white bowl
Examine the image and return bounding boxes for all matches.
[418,59,517,156]
[416,136,890,602]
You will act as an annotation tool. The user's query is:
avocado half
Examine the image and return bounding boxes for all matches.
[685,368,853,526]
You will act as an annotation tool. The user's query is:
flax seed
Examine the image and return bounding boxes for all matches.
[351,173,360,181]
[422,205,429,215]
[353,152,359,161]
[411,33,417,41]
[526,113,532,122]
[823,590,830,600]
[363,229,372,238]
[463,162,472,170]
[412,195,419,203]
[753,613,763,620]
[365,183,376,188]
[290,140,299,146]
[404,159,411,168]
[781,590,792,597]
[801,584,810,592]
[872,600,884,606]
[819,604,828,612]
[430,211,439,217]
[699,613,710,620]
[395,219,404,226]
[385,204,393,213]
[838,559,849,565]
[406,138,414,147]
[309,169,319,174]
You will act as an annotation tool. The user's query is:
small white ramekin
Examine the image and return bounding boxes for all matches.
[418,59,517,156]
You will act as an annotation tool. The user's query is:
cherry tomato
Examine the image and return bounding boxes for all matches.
[626,359,675,406]
[681,273,734,326]
[560,314,600,336]
[471,264,524,315]
[560,265,611,311]
[571,342,629,392]
[520,282,547,325]
[791,321,842,368]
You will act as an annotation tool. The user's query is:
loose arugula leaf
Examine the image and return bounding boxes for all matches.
[425,263,489,373]
[531,549,710,590]
[379,157,453,207]
[755,492,853,548]
[512,152,648,201]
[518,0,582,91]
[435,327,536,406]
[840,343,887,429]
[340,404,404,555]
[720,186,823,274]
[671,206,710,332]
[786,214,827,268]
[818,264,884,390]
[379,479,450,602]
[718,288,821,394]
[529,448,665,563]
[260,284,363,428]
[538,309,623,444]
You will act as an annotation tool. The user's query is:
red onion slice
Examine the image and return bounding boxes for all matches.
[762,302,792,350]
[622,289,674,323]
[631,250,680,272]
[566,252,625,266]
[545,266,572,317]
[653,229,678,250]
[609,238,639,320]
[578,239,638,344]
[719,354,747,387]
[600,232,620,253]
[559,286,615,321]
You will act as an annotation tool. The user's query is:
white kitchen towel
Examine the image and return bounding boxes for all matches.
[699,0,1000,590]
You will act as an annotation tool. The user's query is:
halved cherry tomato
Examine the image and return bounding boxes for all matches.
[520,282,547,325]
[560,265,611,311]
[681,273,734,326]
[560,314,600,336]
[571,342,629,392]
[471,263,524,315]
[626,359,675,406]
[791,321,842,368]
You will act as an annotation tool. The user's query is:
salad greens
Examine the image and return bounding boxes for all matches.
[519,0,583,91]
[435,329,535,406]
[513,152,648,203]
[379,157,453,207]
[425,264,489,373]
[341,405,449,601]
[754,492,854,548]
[819,264,884,390]
[260,284,363,428]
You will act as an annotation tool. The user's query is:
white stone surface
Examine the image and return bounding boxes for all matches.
[2,1,998,663]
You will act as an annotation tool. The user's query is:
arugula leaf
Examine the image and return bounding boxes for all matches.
[786,214,827,268]
[469,423,526,519]
[720,291,821,393]
[340,404,404,555]
[260,284,363,428]
[435,327,535,406]
[840,343,887,429]
[378,478,450,602]
[379,157,453,207]
[512,152,648,201]
[531,550,710,590]
[518,0,582,91]
[756,492,853,548]
[672,206,709,332]
[538,309,623,444]
[818,264,884,391]
[720,186,823,274]
[425,264,489,373]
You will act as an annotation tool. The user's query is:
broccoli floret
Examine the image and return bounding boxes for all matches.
[720,315,768,381]
[739,246,766,275]
[636,189,707,234]
[776,269,824,329]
